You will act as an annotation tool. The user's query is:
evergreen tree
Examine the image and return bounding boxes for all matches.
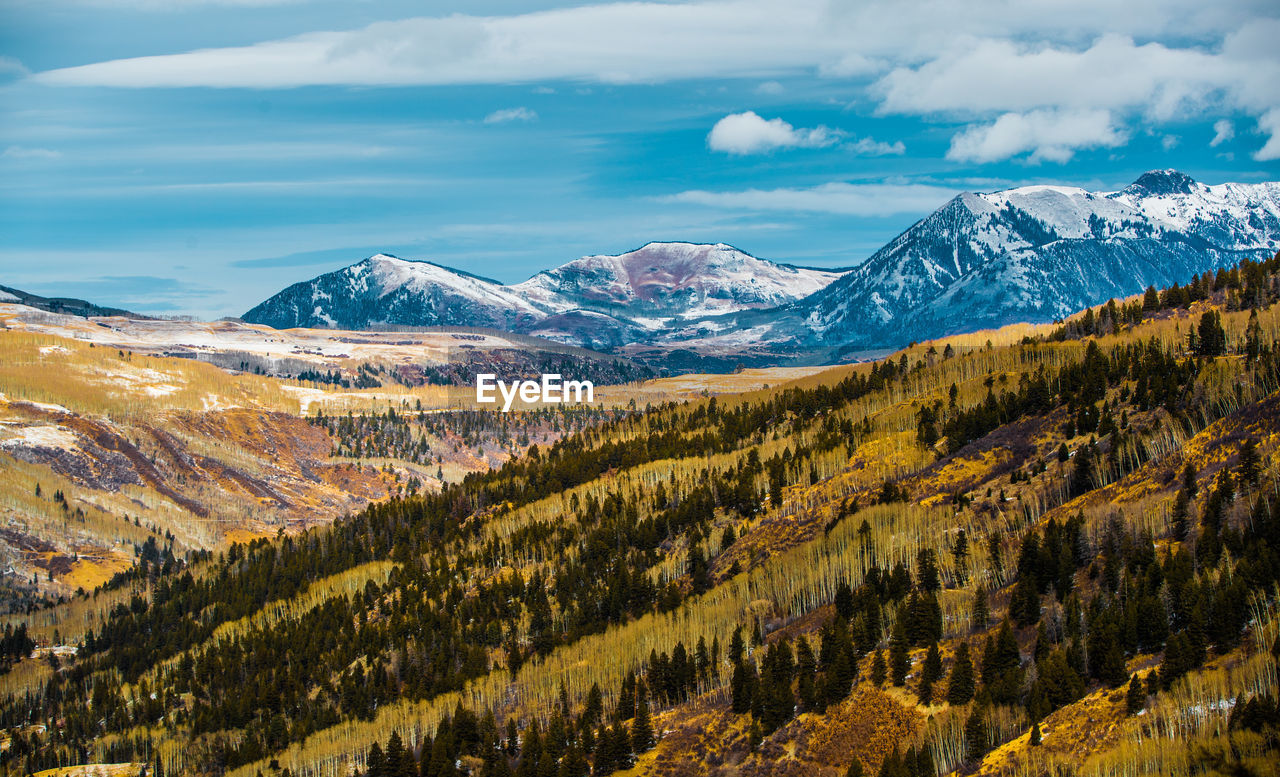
[1196,310,1226,357]
[1126,674,1145,716]
[946,643,975,705]
[1238,439,1261,490]
[916,548,941,593]
[871,649,887,687]
[630,680,654,752]
[889,619,909,686]
[796,636,818,710]
[918,642,942,705]
[731,659,756,715]
[952,530,969,585]
[972,588,989,631]
[367,743,386,777]
[558,743,588,777]
[615,672,636,721]
[1069,444,1095,496]
[964,705,989,762]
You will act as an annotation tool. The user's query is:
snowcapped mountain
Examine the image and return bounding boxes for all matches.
[243,243,844,345]
[516,242,840,321]
[786,170,1280,350]
[243,171,1280,361]
[242,254,547,331]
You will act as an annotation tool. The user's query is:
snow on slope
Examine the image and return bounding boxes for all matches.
[792,169,1280,350]
[245,243,846,346]
[515,242,841,321]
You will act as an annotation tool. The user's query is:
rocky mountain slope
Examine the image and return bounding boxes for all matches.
[782,170,1280,350]
[242,243,844,350]
[243,172,1280,361]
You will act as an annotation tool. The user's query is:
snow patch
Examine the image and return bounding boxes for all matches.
[0,425,80,451]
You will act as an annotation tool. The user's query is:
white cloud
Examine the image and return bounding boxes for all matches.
[21,0,1280,161]
[707,112,841,155]
[33,1,849,88]
[663,182,959,216]
[2,146,62,160]
[1211,119,1234,146]
[1255,109,1280,161]
[848,137,905,156]
[755,81,784,95]
[1161,134,1180,151]
[946,109,1126,164]
[874,35,1249,120]
[34,0,1267,89]
[483,107,537,124]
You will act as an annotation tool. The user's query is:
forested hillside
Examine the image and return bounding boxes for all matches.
[3,254,1280,777]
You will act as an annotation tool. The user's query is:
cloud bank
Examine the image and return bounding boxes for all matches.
[23,0,1280,162]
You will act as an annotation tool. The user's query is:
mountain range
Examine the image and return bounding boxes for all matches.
[784,169,1280,351]
[242,242,842,352]
[224,170,1280,358]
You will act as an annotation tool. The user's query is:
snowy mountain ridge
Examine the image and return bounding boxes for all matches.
[242,242,845,348]
[244,171,1280,360]
[784,169,1280,350]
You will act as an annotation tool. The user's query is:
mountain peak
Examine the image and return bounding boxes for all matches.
[1125,169,1198,196]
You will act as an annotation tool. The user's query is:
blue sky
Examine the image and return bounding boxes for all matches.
[1,0,1278,318]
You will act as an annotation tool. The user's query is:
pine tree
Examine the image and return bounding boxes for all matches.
[1197,310,1226,357]
[731,660,756,714]
[889,619,909,686]
[1238,439,1261,490]
[965,705,989,762]
[918,642,942,705]
[630,680,654,752]
[1126,673,1145,716]
[972,588,989,631]
[952,530,969,585]
[367,743,386,777]
[558,743,588,777]
[1029,720,1041,747]
[916,548,941,592]
[871,649,887,687]
[946,642,975,705]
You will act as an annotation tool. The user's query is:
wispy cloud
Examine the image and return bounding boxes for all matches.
[28,0,1279,160]
[2,146,62,160]
[663,181,959,217]
[483,107,538,124]
[0,56,29,83]
[847,137,905,156]
[707,111,841,155]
